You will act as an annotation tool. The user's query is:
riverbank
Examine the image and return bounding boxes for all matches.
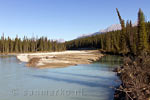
[17,50,103,68]
[0,54,119,100]
[114,55,150,100]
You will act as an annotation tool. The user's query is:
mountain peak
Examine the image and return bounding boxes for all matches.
[78,22,138,38]
[99,24,121,33]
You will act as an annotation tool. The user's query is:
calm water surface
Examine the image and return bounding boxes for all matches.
[0,55,122,100]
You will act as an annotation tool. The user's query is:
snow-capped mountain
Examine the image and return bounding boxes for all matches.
[78,24,121,38]
[78,22,138,38]
[100,24,121,33]
[97,22,137,34]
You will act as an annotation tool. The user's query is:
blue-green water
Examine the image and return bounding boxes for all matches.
[0,55,122,100]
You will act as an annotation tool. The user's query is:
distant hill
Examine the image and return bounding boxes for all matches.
[78,22,137,38]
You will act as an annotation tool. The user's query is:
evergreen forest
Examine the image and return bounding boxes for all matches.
[0,35,66,53]
[0,8,150,56]
[65,8,150,55]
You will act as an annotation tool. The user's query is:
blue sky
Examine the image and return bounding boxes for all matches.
[0,0,150,41]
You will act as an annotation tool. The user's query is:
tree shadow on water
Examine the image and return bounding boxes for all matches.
[31,75,112,88]
[47,71,115,81]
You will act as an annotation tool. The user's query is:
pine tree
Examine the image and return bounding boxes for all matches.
[137,8,148,54]
[14,36,19,52]
[116,8,128,54]
[105,34,110,51]
[1,33,5,53]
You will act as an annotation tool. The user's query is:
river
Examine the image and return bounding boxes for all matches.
[0,55,122,100]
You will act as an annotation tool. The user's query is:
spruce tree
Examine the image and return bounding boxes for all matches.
[137,8,148,54]
[116,8,128,54]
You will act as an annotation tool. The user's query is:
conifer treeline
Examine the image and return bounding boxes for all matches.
[1,9,149,55]
[0,35,66,53]
[65,9,150,55]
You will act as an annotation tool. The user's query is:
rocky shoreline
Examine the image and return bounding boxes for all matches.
[17,50,103,68]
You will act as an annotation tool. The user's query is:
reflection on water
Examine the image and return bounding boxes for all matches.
[0,55,122,100]
[98,55,123,67]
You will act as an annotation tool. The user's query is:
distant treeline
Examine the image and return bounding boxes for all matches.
[66,8,150,55]
[1,8,149,55]
[0,36,66,53]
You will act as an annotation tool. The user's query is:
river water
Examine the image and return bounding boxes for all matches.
[0,55,122,100]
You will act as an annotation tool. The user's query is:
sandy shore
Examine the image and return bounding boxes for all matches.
[17,50,103,68]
